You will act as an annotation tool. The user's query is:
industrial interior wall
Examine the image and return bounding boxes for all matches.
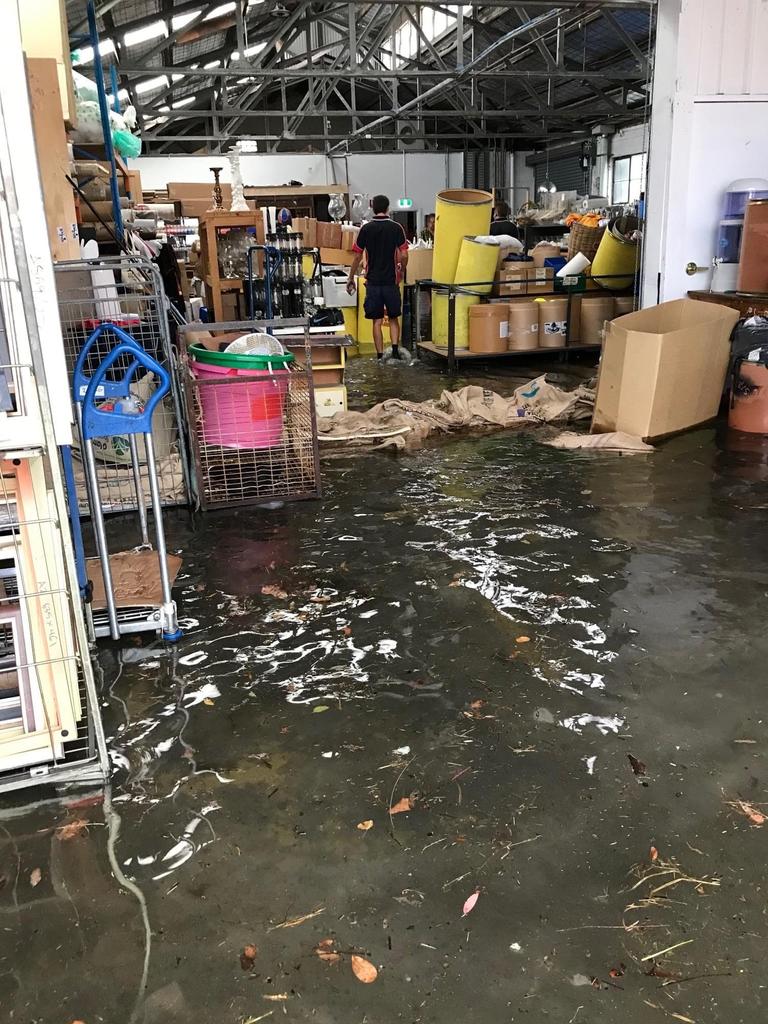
[132,152,460,216]
[642,0,768,305]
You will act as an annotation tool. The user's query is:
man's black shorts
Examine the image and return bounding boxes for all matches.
[364,283,402,320]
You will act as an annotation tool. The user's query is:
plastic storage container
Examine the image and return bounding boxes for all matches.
[189,343,294,449]
[469,304,509,353]
[432,290,479,349]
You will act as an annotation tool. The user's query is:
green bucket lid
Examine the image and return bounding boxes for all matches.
[189,342,295,370]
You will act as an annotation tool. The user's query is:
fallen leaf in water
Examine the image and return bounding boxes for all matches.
[390,797,413,815]
[351,955,378,983]
[729,798,767,826]
[240,944,258,970]
[313,705,330,714]
[462,890,480,917]
[515,636,531,644]
[315,938,342,964]
[203,697,215,706]
[357,820,374,831]
[342,626,353,637]
[627,754,647,776]
[448,580,462,588]
[609,963,626,978]
[650,845,659,862]
[55,819,89,841]
[30,868,41,887]
[261,584,289,599]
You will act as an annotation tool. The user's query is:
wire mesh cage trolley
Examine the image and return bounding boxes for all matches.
[181,320,322,509]
[54,255,191,515]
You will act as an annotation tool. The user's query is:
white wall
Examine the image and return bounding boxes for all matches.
[512,150,535,209]
[132,150,461,220]
[643,0,768,304]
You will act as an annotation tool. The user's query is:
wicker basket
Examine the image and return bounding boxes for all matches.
[568,222,605,262]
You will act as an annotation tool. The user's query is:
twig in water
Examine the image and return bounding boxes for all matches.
[499,834,541,859]
[389,756,415,833]
[662,971,733,989]
[569,1007,584,1024]
[268,907,325,931]
[242,1013,274,1024]
[640,938,694,962]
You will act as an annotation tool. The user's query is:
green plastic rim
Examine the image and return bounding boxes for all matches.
[189,342,295,369]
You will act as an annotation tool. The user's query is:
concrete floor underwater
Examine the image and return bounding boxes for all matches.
[2,357,768,1024]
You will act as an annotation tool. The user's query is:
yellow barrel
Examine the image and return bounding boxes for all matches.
[433,189,493,285]
[432,290,480,349]
[302,253,315,278]
[341,305,358,342]
[356,277,404,345]
[591,227,639,291]
[454,236,499,295]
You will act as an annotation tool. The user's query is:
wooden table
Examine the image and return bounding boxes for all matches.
[688,290,768,318]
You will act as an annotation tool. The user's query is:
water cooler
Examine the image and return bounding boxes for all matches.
[711,178,768,292]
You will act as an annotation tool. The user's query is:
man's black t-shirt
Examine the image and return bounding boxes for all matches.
[490,219,521,241]
[353,216,408,286]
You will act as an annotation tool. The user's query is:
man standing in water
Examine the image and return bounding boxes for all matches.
[347,195,409,359]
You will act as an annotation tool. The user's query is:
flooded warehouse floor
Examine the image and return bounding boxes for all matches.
[2,359,768,1024]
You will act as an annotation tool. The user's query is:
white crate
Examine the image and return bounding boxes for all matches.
[321,275,357,308]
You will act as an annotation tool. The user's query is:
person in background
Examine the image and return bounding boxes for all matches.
[347,194,409,360]
[490,200,521,240]
[420,212,435,244]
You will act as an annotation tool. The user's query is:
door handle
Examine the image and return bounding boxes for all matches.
[686,261,710,276]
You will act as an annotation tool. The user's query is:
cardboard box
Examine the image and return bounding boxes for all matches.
[341,225,359,252]
[495,265,527,296]
[591,298,740,441]
[316,221,342,248]
[526,266,554,295]
[405,248,434,284]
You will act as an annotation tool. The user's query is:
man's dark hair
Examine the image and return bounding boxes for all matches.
[494,201,510,219]
[426,212,435,221]
[372,194,390,214]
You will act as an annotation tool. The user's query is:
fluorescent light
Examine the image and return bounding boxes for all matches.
[124,20,167,46]
[204,2,236,19]
[172,73,185,81]
[172,95,197,108]
[244,42,266,57]
[159,105,170,112]
[171,10,201,29]
[135,75,169,95]
[231,51,240,61]
[203,59,221,69]
[72,39,115,65]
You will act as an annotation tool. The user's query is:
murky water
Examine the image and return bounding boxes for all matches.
[2,359,768,1023]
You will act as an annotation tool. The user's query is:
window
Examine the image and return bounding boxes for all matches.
[612,153,646,205]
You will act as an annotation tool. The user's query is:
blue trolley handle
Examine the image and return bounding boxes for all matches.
[73,322,145,404]
[82,342,170,441]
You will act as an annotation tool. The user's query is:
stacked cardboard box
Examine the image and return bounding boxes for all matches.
[495,265,554,297]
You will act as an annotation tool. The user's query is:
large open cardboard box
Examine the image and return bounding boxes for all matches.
[592,298,740,441]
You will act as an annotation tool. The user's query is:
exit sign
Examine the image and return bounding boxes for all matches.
[397,198,413,209]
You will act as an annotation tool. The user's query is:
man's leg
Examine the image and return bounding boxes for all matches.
[372,318,384,356]
[389,316,401,355]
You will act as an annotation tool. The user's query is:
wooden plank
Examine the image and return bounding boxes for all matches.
[417,341,600,359]
[25,57,79,262]
[19,0,77,126]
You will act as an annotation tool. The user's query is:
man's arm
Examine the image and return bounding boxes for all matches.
[347,226,367,293]
[396,226,409,280]
[347,251,363,293]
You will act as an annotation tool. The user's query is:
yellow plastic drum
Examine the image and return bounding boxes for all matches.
[454,236,500,295]
[432,290,480,349]
[356,277,404,345]
[341,305,358,342]
[433,189,493,286]
[591,227,639,291]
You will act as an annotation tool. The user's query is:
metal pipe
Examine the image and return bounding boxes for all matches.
[143,433,181,641]
[128,435,150,548]
[86,1,123,242]
[83,437,121,640]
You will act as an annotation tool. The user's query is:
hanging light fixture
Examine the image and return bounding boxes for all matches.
[538,143,557,195]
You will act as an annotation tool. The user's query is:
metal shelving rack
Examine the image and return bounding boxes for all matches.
[0,5,107,792]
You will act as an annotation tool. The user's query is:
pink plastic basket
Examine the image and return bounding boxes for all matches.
[191,359,290,449]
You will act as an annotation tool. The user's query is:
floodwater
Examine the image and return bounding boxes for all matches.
[3,357,768,1024]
